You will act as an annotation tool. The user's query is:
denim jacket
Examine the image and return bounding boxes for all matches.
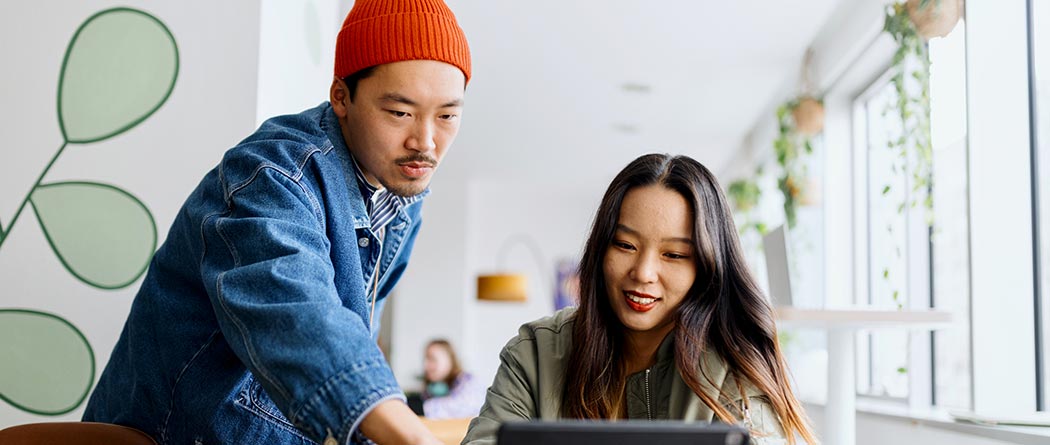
[83,102,424,445]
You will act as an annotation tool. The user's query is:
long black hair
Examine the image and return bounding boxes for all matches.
[562,154,816,444]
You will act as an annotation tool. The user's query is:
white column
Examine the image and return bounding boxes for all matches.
[825,328,857,445]
[966,0,1038,413]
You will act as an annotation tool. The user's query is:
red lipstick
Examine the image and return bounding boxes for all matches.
[624,290,659,313]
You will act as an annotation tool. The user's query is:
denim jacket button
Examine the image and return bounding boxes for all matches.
[323,435,338,445]
[358,237,369,247]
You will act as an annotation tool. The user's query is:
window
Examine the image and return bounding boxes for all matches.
[786,129,828,404]
[851,24,971,407]
[792,135,827,313]
[854,70,916,400]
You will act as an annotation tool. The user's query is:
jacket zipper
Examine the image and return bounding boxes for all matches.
[644,368,652,420]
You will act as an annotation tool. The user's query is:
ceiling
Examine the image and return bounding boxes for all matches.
[441,0,843,184]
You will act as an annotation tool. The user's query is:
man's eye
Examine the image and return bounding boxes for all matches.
[439,114,458,121]
[388,110,409,118]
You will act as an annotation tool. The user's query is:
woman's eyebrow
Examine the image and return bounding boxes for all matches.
[615,224,692,244]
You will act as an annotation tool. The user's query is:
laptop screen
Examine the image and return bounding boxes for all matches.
[498,420,749,445]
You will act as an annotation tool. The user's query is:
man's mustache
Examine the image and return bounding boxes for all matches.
[396,154,437,167]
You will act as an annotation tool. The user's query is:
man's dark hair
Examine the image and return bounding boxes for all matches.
[342,66,378,102]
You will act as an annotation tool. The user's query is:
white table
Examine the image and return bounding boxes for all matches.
[776,307,953,445]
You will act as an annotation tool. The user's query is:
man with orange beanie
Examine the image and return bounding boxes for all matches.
[83,1,470,444]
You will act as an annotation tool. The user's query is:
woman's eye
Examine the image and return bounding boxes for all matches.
[613,241,635,250]
[664,252,689,260]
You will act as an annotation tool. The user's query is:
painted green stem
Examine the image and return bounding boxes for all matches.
[0,141,69,251]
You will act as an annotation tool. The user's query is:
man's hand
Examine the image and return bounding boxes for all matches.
[358,399,444,445]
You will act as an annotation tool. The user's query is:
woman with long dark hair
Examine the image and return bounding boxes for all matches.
[462,154,817,444]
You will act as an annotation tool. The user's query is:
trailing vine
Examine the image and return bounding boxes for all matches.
[880,0,946,309]
[727,175,767,236]
[884,1,934,227]
[774,99,816,229]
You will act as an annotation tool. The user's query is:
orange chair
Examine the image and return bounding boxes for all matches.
[0,422,156,445]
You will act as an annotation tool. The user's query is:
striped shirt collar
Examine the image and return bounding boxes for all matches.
[348,154,423,233]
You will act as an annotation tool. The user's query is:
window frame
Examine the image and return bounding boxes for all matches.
[849,65,937,405]
[1029,0,1048,412]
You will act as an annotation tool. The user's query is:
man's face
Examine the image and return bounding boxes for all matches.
[331,60,466,197]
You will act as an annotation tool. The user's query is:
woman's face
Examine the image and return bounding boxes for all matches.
[604,184,697,339]
[424,344,453,382]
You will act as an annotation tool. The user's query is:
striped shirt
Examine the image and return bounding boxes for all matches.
[348,155,423,236]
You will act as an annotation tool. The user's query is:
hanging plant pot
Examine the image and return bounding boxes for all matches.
[792,97,825,137]
[906,0,963,40]
[799,177,822,207]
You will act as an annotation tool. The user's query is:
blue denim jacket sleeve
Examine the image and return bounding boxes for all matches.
[200,164,401,443]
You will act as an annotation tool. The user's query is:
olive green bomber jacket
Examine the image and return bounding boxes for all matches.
[461,308,789,445]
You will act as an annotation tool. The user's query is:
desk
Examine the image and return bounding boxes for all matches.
[420,417,472,445]
[776,307,952,445]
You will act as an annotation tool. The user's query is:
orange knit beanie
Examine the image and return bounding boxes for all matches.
[334,0,471,83]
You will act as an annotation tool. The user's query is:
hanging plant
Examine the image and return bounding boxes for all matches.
[878,0,959,308]
[883,0,963,225]
[772,47,824,229]
[728,178,761,212]
[906,0,963,40]
[728,175,767,236]
[774,99,818,229]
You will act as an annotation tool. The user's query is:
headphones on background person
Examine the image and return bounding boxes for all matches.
[426,381,450,397]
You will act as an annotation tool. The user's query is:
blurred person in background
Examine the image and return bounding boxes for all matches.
[421,339,485,419]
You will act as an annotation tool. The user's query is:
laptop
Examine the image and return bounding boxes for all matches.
[762,224,794,307]
[498,420,749,445]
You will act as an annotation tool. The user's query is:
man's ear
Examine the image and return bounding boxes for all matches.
[330,76,349,118]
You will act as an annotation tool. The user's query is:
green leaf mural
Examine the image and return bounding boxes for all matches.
[0,7,177,415]
[0,310,95,416]
[30,182,157,289]
[58,7,178,144]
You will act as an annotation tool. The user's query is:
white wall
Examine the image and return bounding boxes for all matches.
[388,177,471,390]
[0,1,261,426]
[256,0,340,125]
[463,180,606,384]
[388,173,608,390]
